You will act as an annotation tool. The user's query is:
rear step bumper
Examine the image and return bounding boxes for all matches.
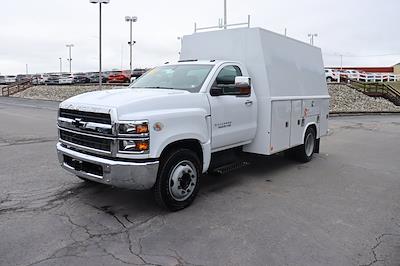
[56,143,159,190]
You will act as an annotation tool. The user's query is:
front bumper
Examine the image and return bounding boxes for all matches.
[56,143,159,190]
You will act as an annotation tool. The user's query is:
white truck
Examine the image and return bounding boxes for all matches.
[56,27,329,211]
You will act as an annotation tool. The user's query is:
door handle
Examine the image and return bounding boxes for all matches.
[245,100,253,106]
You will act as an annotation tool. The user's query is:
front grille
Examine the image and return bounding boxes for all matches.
[59,108,111,124]
[60,129,111,152]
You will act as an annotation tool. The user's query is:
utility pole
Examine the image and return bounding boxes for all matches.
[66,44,74,73]
[59,57,62,73]
[26,64,28,75]
[224,0,227,29]
[284,28,287,36]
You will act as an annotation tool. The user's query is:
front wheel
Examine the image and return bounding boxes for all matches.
[295,127,316,163]
[153,149,201,211]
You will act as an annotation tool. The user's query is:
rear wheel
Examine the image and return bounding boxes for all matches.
[295,127,316,163]
[326,77,332,82]
[154,149,201,211]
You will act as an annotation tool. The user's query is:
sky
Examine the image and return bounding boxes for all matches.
[1,0,400,75]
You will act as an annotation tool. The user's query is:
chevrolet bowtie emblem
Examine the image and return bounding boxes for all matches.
[72,118,84,128]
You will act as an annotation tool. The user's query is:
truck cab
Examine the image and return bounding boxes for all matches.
[57,27,329,211]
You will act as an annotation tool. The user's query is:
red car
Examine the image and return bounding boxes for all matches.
[107,72,130,83]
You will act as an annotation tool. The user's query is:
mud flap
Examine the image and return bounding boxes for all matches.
[314,138,320,154]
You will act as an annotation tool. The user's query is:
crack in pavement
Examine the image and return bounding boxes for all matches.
[360,221,400,266]
[91,205,128,229]
[0,183,90,216]
[23,203,201,266]
[360,233,400,266]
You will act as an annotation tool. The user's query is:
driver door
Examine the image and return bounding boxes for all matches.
[207,64,257,151]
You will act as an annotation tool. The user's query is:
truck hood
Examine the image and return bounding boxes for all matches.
[61,88,188,108]
[59,88,209,120]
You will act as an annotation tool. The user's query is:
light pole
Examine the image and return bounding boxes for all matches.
[26,64,29,75]
[340,54,343,70]
[59,57,62,73]
[125,16,138,76]
[224,0,227,29]
[90,0,110,89]
[308,33,318,46]
[177,37,182,55]
[66,44,74,73]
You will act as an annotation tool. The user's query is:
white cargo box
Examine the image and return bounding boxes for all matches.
[181,28,329,155]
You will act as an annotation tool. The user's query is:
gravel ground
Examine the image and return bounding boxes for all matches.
[11,84,126,102]
[329,84,400,113]
[7,83,400,113]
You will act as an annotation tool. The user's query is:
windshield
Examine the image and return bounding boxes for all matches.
[129,64,213,93]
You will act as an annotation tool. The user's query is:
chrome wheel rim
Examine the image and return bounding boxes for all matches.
[168,160,197,201]
[305,132,315,157]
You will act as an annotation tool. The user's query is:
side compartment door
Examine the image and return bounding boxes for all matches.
[290,100,303,147]
[270,101,291,153]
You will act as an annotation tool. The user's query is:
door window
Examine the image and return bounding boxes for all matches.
[213,65,245,95]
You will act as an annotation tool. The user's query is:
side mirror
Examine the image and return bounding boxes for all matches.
[210,77,251,97]
[210,87,223,96]
[234,76,251,96]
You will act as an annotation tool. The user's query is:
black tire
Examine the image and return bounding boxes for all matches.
[326,77,332,83]
[154,149,201,211]
[295,127,316,163]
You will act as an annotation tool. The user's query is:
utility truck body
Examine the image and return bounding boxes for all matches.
[56,27,329,210]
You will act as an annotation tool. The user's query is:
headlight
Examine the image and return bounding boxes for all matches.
[118,121,149,135]
[119,139,149,152]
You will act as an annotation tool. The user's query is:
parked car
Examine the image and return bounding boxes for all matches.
[4,75,17,84]
[324,69,339,82]
[46,74,61,85]
[89,74,108,83]
[56,27,329,211]
[131,68,148,79]
[73,73,90,84]
[358,72,375,82]
[107,72,130,83]
[342,70,359,80]
[59,74,74,85]
[387,74,399,82]
[32,73,50,85]
[16,74,32,83]
[0,76,5,85]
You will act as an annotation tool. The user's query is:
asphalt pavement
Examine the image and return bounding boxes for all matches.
[0,97,399,266]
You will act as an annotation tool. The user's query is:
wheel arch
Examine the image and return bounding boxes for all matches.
[159,139,204,171]
[302,123,318,142]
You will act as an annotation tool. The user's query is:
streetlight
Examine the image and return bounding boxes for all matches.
[177,36,182,55]
[308,33,318,46]
[59,57,62,73]
[66,44,74,73]
[125,16,138,76]
[224,0,227,29]
[90,0,110,89]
